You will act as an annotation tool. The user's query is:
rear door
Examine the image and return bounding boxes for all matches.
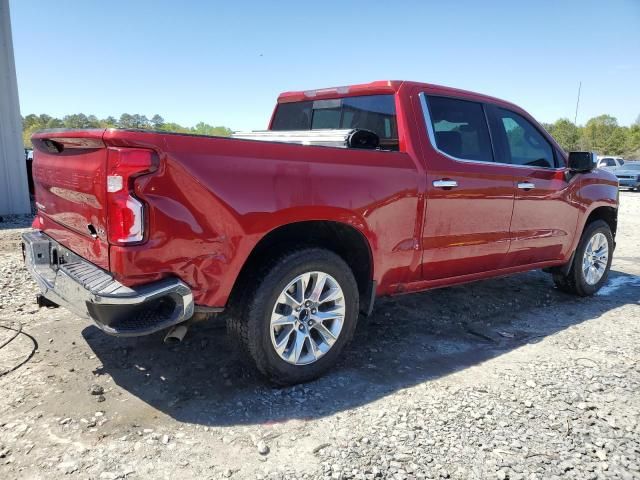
[486,106,579,265]
[418,94,516,280]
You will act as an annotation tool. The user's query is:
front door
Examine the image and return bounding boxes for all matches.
[418,93,516,281]
[486,106,580,265]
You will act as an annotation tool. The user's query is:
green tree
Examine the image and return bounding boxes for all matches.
[546,118,580,152]
[625,123,640,158]
[22,114,64,147]
[23,114,40,130]
[150,114,165,130]
[582,115,626,154]
[23,124,40,148]
[159,122,190,133]
[130,114,150,129]
[191,122,232,136]
[21,111,233,147]
[100,116,118,128]
[118,113,134,128]
[63,113,97,129]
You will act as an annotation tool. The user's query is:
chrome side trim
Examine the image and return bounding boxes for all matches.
[418,92,565,172]
[432,179,458,188]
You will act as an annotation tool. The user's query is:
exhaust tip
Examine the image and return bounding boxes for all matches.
[36,294,59,309]
[164,324,189,344]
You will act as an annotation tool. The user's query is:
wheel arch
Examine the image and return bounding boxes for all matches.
[229,220,376,316]
[549,203,618,277]
[583,205,618,239]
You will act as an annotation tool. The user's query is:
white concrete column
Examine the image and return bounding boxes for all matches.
[0,0,30,215]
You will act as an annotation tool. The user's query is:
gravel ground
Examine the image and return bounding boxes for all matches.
[0,192,639,480]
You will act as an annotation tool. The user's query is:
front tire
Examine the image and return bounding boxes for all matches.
[227,248,359,385]
[553,220,613,296]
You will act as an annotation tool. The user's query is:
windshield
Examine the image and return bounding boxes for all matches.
[271,94,399,150]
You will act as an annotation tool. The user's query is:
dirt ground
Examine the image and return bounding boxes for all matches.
[0,192,639,480]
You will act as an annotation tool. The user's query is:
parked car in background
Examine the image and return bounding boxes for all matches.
[22,80,619,384]
[613,162,640,190]
[597,156,625,169]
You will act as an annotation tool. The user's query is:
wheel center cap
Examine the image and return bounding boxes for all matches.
[299,309,310,322]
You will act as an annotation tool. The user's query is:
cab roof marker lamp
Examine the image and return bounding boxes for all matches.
[304,86,350,98]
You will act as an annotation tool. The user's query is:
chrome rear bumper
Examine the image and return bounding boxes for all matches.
[22,230,194,336]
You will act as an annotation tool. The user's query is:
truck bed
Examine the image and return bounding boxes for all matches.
[31,127,419,307]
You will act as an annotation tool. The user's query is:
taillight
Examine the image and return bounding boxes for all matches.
[106,148,155,245]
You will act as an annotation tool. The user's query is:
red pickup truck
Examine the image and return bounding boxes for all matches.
[23,80,618,384]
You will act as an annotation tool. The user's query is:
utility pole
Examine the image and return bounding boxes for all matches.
[573,81,582,125]
[0,0,31,215]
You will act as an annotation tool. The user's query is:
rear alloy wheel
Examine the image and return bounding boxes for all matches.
[270,272,345,365]
[553,220,613,296]
[228,248,359,385]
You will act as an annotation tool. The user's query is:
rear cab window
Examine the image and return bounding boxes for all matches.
[271,94,399,150]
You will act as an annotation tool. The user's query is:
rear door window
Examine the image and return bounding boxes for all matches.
[425,96,494,162]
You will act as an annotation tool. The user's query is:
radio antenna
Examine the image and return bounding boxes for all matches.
[574,81,582,124]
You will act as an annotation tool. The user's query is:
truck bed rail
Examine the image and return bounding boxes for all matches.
[231,128,380,149]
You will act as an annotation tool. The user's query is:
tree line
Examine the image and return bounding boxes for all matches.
[542,114,640,158]
[21,113,232,148]
[21,112,640,159]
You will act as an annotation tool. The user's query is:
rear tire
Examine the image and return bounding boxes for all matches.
[227,248,359,385]
[552,220,613,296]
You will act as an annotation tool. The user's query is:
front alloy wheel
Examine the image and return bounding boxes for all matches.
[582,232,609,285]
[552,219,613,296]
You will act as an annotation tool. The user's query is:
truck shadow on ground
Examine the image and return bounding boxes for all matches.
[83,269,640,427]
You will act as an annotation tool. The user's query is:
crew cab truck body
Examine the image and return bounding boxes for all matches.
[23,80,619,384]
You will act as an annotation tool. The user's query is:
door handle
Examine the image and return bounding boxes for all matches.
[433,179,458,189]
[517,182,535,190]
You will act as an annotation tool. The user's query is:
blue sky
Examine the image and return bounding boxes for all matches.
[10,0,640,130]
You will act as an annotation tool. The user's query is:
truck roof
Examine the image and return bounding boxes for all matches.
[277,80,521,111]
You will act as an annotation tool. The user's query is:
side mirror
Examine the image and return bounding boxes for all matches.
[568,151,597,173]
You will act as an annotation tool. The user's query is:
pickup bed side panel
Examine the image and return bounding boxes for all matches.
[105,131,420,307]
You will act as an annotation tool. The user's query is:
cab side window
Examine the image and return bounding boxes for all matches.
[426,96,494,162]
[493,109,555,168]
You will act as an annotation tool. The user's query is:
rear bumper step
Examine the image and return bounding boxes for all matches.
[22,230,194,336]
